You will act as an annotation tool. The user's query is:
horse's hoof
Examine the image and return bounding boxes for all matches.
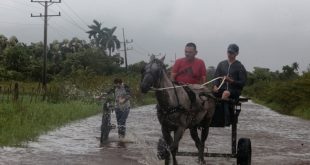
[157,138,169,160]
[198,159,206,165]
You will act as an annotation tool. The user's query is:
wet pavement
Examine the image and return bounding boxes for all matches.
[0,101,309,165]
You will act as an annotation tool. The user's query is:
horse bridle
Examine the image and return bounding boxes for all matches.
[141,60,164,88]
[142,60,183,110]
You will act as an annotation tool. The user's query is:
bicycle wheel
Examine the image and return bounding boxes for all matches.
[100,103,112,143]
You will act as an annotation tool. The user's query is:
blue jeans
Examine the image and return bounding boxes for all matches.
[115,107,130,137]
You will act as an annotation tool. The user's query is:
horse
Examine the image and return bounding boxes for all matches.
[140,57,216,165]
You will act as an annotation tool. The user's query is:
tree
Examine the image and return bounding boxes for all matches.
[69,37,89,53]
[28,42,44,59]
[0,34,8,55]
[1,44,40,80]
[280,62,299,80]
[60,48,123,76]
[104,26,121,56]
[252,67,272,81]
[3,45,30,72]
[207,66,216,81]
[128,61,147,73]
[86,20,120,56]
[8,36,18,47]
[292,62,299,72]
[86,20,103,48]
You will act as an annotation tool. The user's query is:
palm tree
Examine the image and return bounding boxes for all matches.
[292,62,299,72]
[103,26,121,56]
[86,20,120,56]
[86,20,105,48]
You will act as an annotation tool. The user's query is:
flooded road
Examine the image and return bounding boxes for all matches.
[0,101,309,165]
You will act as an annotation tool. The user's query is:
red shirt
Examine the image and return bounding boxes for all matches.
[172,57,207,84]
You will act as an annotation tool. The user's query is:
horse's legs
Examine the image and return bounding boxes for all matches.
[190,127,206,164]
[170,127,184,165]
[162,127,173,165]
[189,127,201,149]
[198,126,210,165]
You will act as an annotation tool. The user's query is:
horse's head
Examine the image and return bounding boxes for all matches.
[140,56,166,93]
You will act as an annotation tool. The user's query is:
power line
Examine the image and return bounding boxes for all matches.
[133,42,150,54]
[55,4,87,32]
[121,28,133,71]
[63,1,89,26]
[10,0,42,10]
[0,3,33,15]
[48,21,78,38]
[0,21,41,26]
[132,49,147,57]
[49,24,69,38]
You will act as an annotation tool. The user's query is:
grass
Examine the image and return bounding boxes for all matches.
[292,106,310,120]
[247,97,310,120]
[0,74,158,146]
[0,100,100,146]
[243,75,310,120]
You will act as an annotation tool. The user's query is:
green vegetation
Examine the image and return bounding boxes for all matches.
[0,20,127,81]
[2,18,307,147]
[243,63,310,120]
[0,100,100,146]
[0,20,157,146]
[0,74,155,146]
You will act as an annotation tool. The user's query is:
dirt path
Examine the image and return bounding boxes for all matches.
[0,101,309,165]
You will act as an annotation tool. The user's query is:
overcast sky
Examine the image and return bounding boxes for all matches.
[1,0,310,72]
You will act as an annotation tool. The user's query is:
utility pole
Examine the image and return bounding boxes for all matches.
[121,28,133,71]
[31,0,61,98]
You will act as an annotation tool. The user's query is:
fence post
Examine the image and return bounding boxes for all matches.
[0,86,2,102]
[13,83,19,101]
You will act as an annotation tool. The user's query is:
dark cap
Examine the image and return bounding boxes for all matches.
[227,43,239,54]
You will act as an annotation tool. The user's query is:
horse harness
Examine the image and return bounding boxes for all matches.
[143,59,212,126]
[157,85,213,126]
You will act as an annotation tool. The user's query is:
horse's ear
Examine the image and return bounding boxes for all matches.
[160,56,165,62]
[149,55,156,62]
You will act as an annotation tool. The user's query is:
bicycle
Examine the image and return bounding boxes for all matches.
[97,93,116,143]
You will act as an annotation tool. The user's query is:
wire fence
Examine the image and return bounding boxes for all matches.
[0,82,96,104]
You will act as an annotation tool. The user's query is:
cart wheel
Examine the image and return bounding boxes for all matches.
[237,138,251,165]
[100,112,111,143]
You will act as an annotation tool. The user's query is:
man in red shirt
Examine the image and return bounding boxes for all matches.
[171,42,207,84]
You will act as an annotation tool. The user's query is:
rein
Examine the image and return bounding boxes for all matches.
[151,76,226,91]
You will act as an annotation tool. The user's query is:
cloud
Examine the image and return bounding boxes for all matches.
[0,0,309,71]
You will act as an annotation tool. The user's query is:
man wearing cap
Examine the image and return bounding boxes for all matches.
[212,43,247,100]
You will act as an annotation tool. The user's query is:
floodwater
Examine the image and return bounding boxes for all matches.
[0,101,309,165]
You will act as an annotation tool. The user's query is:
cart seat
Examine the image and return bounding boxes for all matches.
[210,97,249,127]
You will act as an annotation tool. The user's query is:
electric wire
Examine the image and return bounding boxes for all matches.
[62,1,89,26]
[55,4,87,32]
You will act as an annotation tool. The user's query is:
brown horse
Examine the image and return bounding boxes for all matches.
[140,57,215,165]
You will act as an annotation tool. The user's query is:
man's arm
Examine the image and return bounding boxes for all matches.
[232,65,247,88]
[212,62,222,92]
[200,75,206,84]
